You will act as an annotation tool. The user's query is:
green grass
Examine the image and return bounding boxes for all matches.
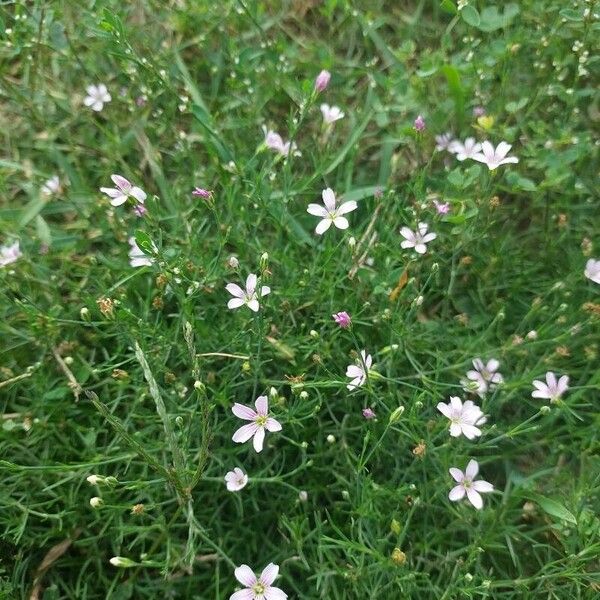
[1,1,599,598]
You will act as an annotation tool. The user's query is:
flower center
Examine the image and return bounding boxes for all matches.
[252,583,266,594]
[463,478,473,489]
[256,415,268,427]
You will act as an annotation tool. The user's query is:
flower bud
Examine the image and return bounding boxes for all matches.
[259,252,269,271]
[269,386,278,400]
[391,548,406,565]
[80,307,90,321]
[194,380,205,392]
[390,519,401,534]
[326,434,336,444]
[89,496,103,508]
[413,115,426,131]
[299,391,309,400]
[388,406,405,424]
[314,69,331,92]
[309,329,318,338]
[109,556,138,568]
[298,490,308,502]
[228,256,239,269]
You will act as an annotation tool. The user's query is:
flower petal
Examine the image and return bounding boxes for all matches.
[130,186,147,203]
[226,283,246,298]
[322,188,336,211]
[234,565,257,587]
[336,200,357,215]
[472,480,493,493]
[465,459,479,479]
[247,299,260,312]
[449,468,464,483]
[228,298,245,309]
[232,423,258,444]
[315,218,332,235]
[259,563,279,587]
[264,587,288,600]
[449,485,465,501]
[436,402,451,418]
[111,174,131,191]
[254,395,268,415]
[246,273,257,295]
[333,216,349,230]
[466,488,483,509]
[307,204,328,217]
[230,589,255,600]
[232,403,257,420]
[252,427,265,453]
[265,418,282,432]
[110,195,128,207]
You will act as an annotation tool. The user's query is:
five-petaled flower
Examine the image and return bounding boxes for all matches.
[400,222,436,254]
[262,126,294,157]
[584,258,600,284]
[307,188,357,235]
[84,84,111,112]
[464,358,503,397]
[230,563,287,600]
[346,350,372,390]
[472,141,519,170]
[0,241,22,268]
[435,133,454,152]
[437,396,486,439]
[433,200,450,214]
[101,174,147,207]
[320,103,345,124]
[449,460,493,509]
[531,372,569,403]
[449,137,482,161]
[332,311,352,328]
[226,273,270,312]
[224,467,249,492]
[232,396,282,453]
[128,237,154,268]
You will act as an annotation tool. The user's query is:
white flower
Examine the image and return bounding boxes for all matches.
[0,241,22,268]
[128,237,154,268]
[307,188,357,235]
[584,258,600,284]
[231,563,287,600]
[437,396,487,439]
[262,126,294,156]
[448,137,482,161]
[435,132,454,152]
[320,103,345,124]
[400,222,436,254]
[100,174,147,207]
[472,141,519,170]
[449,460,494,509]
[226,273,270,312]
[224,467,248,492]
[531,372,569,402]
[232,396,282,453]
[346,350,372,390]
[89,497,103,508]
[84,84,111,112]
[464,358,503,397]
[41,175,60,196]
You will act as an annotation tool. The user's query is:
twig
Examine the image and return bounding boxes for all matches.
[52,348,82,400]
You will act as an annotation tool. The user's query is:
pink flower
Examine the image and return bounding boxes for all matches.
[314,70,331,92]
[400,222,436,254]
[224,467,248,492]
[84,84,111,112]
[414,115,426,131]
[128,237,154,268]
[226,273,270,312]
[192,187,213,199]
[231,563,287,600]
[449,138,482,161]
[472,141,519,170]
[100,174,147,207]
[320,103,344,124]
[362,407,376,420]
[0,241,22,268]
[307,188,357,235]
[473,106,486,117]
[332,311,351,328]
[463,358,503,397]
[433,200,450,214]
[133,204,147,217]
[435,133,454,152]
[437,396,486,439]
[232,396,282,453]
[449,460,493,509]
[531,372,569,402]
[262,126,294,157]
[346,350,372,390]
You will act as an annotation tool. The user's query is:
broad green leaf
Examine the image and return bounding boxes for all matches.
[134,230,154,255]
[530,493,577,524]
[441,0,458,15]
[460,6,480,27]
[35,215,52,246]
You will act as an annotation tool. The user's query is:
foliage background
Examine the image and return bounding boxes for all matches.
[1,0,599,598]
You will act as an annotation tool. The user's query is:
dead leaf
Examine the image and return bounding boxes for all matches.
[389,269,409,302]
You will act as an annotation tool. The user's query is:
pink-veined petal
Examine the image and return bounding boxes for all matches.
[246,273,257,295]
[532,389,550,399]
[557,375,569,395]
[422,232,437,243]
[307,203,328,217]
[546,372,557,390]
[322,188,336,211]
[252,427,265,453]
[228,298,245,309]
[111,174,131,191]
[110,195,128,207]
[346,365,363,378]
[247,299,260,312]
[315,218,332,235]
[333,216,349,230]
[130,187,147,203]
[261,286,270,297]
[264,587,287,600]
[532,379,547,390]
[461,424,481,439]
[465,460,479,479]
[230,589,255,600]
[400,227,415,242]
[100,187,121,198]
[259,563,279,587]
[481,141,494,159]
[234,565,257,587]
[265,418,282,432]
[466,488,483,509]
[400,240,415,249]
[232,403,257,420]
[449,468,464,483]
[226,283,246,298]
[449,485,465,501]
[254,396,268,415]
[337,200,357,215]
[232,423,259,444]
[472,480,493,493]
[437,402,452,418]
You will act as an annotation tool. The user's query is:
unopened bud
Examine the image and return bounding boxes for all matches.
[194,380,205,392]
[259,252,269,271]
[390,519,401,535]
[388,406,405,424]
[89,496,103,508]
[391,548,406,565]
[80,307,90,321]
[109,556,138,568]
[326,434,336,444]
[299,391,309,400]
[269,387,278,400]
[298,490,308,502]
[228,256,239,269]
[309,329,318,338]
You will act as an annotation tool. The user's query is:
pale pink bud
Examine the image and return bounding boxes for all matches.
[433,200,450,214]
[362,407,376,420]
[414,115,426,131]
[314,70,331,92]
[192,187,213,199]
[133,204,147,217]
